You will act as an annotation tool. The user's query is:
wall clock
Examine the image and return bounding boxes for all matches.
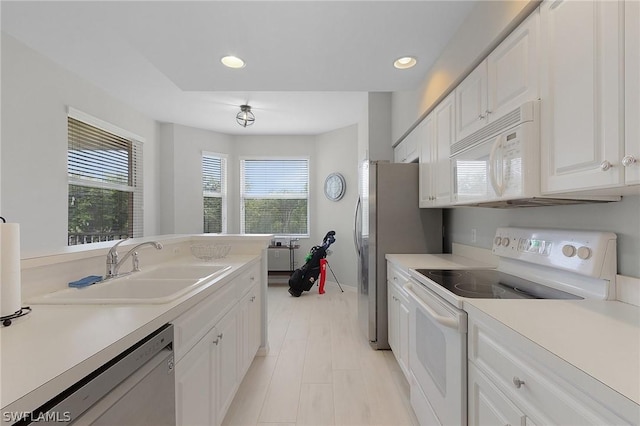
[324,172,346,201]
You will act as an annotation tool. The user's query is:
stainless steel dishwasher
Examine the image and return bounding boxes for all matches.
[19,324,175,425]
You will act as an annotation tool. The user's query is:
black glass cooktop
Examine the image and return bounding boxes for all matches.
[414,269,581,300]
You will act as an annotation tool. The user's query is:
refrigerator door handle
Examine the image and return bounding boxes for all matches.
[353,196,361,256]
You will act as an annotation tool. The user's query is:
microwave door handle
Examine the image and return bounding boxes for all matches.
[353,197,361,256]
[404,283,461,331]
[489,134,506,196]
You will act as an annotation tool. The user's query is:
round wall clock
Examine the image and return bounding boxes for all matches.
[324,172,346,201]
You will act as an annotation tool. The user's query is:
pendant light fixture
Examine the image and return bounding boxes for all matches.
[236,105,255,127]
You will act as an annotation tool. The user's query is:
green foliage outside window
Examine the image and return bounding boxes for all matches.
[204,196,222,233]
[68,184,131,243]
[243,198,307,235]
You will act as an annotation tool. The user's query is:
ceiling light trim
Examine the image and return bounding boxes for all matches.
[393,56,417,70]
[221,55,246,69]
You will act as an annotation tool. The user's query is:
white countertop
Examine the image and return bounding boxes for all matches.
[464,298,640,406]
[0,254,260,414]
[386,253,640,407]
[385,253,495,273]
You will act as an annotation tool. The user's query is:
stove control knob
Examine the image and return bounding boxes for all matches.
[577,246,592,260]
[494,236,502,246]
[562,244,576,257]
[501,237,510,247]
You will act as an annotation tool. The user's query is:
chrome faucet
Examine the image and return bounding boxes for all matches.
[105,238,163,279]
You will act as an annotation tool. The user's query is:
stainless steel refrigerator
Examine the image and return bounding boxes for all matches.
[354,161,442,349]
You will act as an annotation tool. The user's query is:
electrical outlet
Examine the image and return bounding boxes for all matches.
[471,228,477,243]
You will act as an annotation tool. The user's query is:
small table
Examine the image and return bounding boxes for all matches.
[268,244,300,272]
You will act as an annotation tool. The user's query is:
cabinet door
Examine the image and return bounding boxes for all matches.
[394,140,406,163]
[175,334,214,426]
[433,93,455,205]
[418,114,435,207]
[487,9,539,120]
[387,282,399,353]
[214,309,239,425]
[540,0,623,193]
[468,363,525,426]
[239,282,261,376]
[404,131,419,163]
[625,0,640,185]
[397,294,410,378]
[456,62,488,142]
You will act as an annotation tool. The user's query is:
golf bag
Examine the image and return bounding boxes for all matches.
[288,231,336,297]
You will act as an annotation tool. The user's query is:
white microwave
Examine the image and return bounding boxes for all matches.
[451,101,540,205]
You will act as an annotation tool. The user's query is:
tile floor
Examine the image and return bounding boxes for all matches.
[222,283,419,426]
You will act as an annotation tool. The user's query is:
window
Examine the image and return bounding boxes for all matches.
[241,158,309,236]
[67,109,143,245]
[202,152,227,233]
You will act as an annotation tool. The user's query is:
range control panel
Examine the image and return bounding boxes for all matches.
[492,227,617,279]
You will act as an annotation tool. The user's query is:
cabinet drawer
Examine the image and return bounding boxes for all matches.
[236,262,260,298]
[173,282,237,362]
[469,315,633,425]
[387,264,410,286]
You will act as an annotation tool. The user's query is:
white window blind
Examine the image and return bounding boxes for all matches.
[202,153,227,233]
[240,158,309,236]
[67,114,143,245]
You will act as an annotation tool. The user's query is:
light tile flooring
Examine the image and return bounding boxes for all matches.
[222,283,419,426]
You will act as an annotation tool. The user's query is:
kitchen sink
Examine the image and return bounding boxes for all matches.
[29,264,232,305]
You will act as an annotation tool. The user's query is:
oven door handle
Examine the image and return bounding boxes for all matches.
[404,283,461,331]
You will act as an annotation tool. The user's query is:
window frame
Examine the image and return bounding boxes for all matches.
[202,151,228,234]
[240,156,310,238]
[67,107,144,245]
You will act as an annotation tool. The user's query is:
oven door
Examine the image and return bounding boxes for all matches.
[404,280,467,426]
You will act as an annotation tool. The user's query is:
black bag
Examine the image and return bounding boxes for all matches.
[288,231,335,297]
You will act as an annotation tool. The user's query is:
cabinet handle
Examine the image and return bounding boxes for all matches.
[250,296,255,302]
[622,155,637,167]
[513,376,525,389]
[485,110,492,115]
[212,338,219,345]
[478,114,486,120]
[250,276,255,281]
[600,160,613,171]
[218,333,224,340]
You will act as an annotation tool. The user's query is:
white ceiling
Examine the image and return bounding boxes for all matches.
[1,1,475,136]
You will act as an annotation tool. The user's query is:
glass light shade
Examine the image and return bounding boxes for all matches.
[394,56,417,69]
[236,105,255,127]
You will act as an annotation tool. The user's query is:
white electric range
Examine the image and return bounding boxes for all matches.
[402,227,617,426]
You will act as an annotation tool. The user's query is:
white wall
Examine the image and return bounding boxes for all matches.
[315,125,359,287]
[159,123,233,234]
[392,0,536,143]
[1,34,160,254]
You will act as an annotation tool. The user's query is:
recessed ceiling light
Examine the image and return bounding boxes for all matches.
[394,56,417,70]
[221,56,246,69]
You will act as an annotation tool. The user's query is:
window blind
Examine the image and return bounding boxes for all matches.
[240,159,309,236]
[67,116,143,245]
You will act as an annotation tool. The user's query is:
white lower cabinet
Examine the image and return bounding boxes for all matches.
[387,262,411,380]
[467,306,638,426]
[468,363,526,426]
[174,260,264,426]
[238,280,261,378]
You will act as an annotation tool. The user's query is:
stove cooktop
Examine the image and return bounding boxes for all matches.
[414,269,582,300]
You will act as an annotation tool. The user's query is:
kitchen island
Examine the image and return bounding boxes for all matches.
[0,234,270,425]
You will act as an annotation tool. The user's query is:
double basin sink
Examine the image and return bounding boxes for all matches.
[30,264,232,305]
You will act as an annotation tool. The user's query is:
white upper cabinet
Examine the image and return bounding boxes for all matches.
[456,10,540,143]
[433,93,455,206]
[394,130,419,163]
[625,0,640,185]
[455,63,488,142]
[419,93,455,207]
[540,0,624,193]
[418,115,435,207]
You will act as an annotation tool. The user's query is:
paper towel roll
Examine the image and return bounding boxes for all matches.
[1,223,22,317]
